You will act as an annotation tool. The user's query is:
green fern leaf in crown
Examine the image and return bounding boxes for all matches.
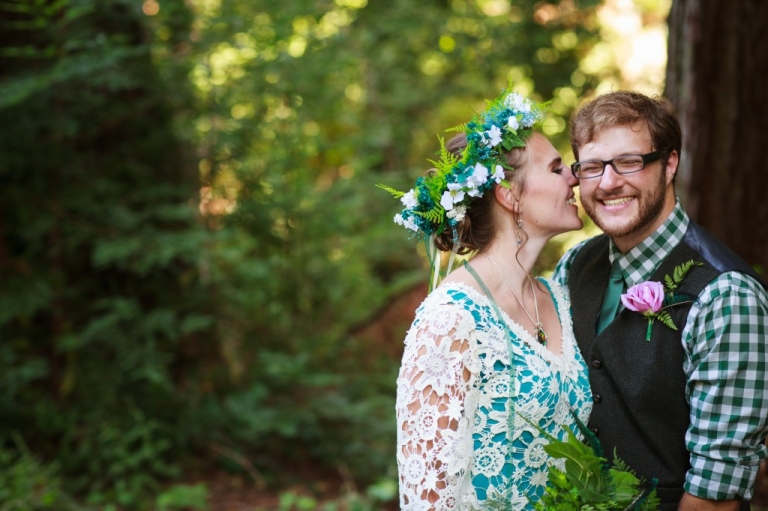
[413,206,445,224]
[375,183,405,198]
[445,122,468,133]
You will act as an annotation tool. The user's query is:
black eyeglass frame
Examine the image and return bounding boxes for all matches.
[570,150,662,179]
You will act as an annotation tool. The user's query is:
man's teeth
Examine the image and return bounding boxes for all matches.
[566,197,577,205]
[603,197,633,206]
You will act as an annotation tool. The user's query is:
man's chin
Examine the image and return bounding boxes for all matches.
[592,215,638,239]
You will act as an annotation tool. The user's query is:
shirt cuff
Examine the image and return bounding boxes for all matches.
[685,452,763,500]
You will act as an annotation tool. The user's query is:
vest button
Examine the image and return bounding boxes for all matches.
[591,359,602,369]
[593,393,602,403]
[589,426,599,436]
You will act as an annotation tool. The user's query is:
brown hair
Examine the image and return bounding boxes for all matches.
[570,91,682,168]
[433,133,528,254]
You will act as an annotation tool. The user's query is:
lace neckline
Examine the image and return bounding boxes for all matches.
[437,280,575,367]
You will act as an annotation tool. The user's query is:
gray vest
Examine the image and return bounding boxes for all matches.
[568,221,763,510]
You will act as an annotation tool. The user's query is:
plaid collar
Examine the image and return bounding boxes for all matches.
[608,200,689,287]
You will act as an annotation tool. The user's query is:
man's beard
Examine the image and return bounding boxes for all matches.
[582,169,667,239]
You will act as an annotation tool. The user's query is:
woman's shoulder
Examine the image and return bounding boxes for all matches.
[417,280,484,314]
[538,276,570,303]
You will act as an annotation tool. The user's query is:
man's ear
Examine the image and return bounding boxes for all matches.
[665,150,679,185]
[494,184,520,214]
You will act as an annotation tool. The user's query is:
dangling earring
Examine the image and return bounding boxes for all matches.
[516,218,525,247]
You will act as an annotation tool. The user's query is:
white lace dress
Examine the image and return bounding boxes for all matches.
[396,280,592,510]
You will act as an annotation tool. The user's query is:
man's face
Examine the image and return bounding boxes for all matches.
[576,122,677,250]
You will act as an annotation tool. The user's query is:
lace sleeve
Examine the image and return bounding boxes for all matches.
[396,300,480,510]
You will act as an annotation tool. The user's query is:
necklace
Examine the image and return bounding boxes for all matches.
[485,254,547,345]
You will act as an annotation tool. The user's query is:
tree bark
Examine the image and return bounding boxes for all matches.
[665,0,768,274]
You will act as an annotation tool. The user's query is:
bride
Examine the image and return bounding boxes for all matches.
[384,88,592,510]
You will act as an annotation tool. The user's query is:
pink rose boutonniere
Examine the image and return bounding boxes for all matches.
[621,259,703,341]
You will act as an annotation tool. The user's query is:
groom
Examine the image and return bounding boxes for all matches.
[554,91,768,511]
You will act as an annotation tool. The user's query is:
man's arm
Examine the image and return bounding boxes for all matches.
[682,271,768,503]
[678,492,741,511]
[551,239,588,288]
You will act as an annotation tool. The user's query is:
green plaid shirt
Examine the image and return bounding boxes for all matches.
[554,201,768,500]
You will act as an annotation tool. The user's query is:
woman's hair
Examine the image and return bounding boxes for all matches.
[570,91,682,167]
[433,133,529,254]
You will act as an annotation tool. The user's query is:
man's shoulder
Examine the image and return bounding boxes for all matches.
[552,235,607,287]
[698,270,768,305]
[683,221,767,289]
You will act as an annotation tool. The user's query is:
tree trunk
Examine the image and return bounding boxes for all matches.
[665,0,768,275]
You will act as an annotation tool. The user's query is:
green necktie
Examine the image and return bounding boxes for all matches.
[596,260,625,334]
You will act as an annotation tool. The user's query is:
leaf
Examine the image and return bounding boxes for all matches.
[672,259,703,284]
[375,183,405,198]
[445,122,467,133]
[569,410,605,461]
[413,206,444,224]
[655,311,678,331]
[664,274,676,291]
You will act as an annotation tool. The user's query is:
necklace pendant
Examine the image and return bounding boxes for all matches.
[536,324,547,345]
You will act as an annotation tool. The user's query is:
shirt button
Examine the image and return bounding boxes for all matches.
[593,393,602,403]
[591,359,602,369]
[589,426,599,436]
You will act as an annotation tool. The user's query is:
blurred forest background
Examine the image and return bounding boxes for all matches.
[1,0,766,510]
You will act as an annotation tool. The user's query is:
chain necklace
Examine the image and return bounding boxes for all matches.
[485,254,547,345]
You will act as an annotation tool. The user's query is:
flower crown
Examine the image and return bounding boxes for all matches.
[378,87,546,239]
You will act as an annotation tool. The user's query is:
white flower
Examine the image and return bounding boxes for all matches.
[504,92,523,109]
[507,115,519,130]
[394,213,419,232]
[467,163,489,189]
[446,204,466,221]
[484,125,503,147]
[401,189,418,209]
[492,165,505,184]
[504,92,532,114]
[440,183,465,211]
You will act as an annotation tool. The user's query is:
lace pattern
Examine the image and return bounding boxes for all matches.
[396,280,592,510]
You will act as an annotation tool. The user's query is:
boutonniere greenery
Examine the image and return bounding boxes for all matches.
[621,259,703,341]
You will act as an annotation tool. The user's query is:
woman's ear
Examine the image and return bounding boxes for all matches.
[494,184,520,214]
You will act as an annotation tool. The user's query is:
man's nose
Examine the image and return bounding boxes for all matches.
[598,164,625,191]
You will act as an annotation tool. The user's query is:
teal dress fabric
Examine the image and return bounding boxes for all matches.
[396,279,592,510]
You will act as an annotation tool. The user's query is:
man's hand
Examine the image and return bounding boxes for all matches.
[678,493,742,511]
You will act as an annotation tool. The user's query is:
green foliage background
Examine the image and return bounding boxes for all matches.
[0,0,613,508]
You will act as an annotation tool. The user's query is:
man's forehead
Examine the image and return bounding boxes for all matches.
[584,121,652,149]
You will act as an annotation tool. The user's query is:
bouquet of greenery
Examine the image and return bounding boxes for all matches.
[528,411,659,511]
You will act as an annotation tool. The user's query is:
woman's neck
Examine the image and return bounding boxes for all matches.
[479,231,548,296]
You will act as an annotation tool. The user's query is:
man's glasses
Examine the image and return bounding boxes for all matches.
[570,151,662,179]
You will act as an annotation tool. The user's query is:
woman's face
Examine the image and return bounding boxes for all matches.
[518,133,582,238]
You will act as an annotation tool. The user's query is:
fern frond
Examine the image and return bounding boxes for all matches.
[664,274,676,291]
[672,259,703,284]
[656,311,678,331]
[375,183,406,198]
[445,122,468,133]
[413,206,444,224]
